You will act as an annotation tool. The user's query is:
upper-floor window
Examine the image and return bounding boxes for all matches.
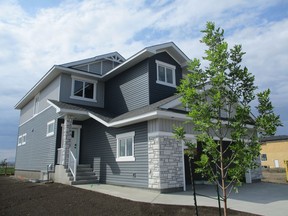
[71,76,97,102]
[156,60,176,88]
[33,94,40,115]
[116,132,135,162]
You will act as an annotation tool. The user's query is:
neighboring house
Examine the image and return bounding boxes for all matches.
[14,42,261,192]
[261,135,288,168]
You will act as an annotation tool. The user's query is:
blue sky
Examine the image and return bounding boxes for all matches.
[0,0,288,162]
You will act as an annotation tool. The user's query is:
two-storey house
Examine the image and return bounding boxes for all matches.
[15,42,261,192]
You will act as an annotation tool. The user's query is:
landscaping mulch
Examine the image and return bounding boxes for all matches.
[0,176,258,216]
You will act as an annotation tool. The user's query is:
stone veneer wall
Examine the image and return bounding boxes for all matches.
[148,135,184,191]
[62,115,73,166]
[251,156,262,182]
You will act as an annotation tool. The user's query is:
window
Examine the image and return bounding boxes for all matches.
[261,154,267,161]
[156,60,176,87]
[33,94,40,115]
[116,132,135,162]
[22,133,27,145]
[18,135,22,146]
[47,120,55,137]
[18,133,27,146]
[71,76,97,101]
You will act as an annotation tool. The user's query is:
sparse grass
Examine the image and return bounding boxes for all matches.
[262,168,287,184]
[0,166,15,175]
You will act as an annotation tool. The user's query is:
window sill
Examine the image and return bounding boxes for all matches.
[70,96,97,103]
[156,80,176,88]
[46,133,54,137]
[116,156,135,162]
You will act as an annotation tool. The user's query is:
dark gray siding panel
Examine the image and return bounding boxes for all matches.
[105,60,149,115]
[80,119,148,188]
[59,74,104,108]
[15,107,59,171]
[148,52,182,104]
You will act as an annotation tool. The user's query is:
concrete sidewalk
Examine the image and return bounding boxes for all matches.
[74,182,288,216]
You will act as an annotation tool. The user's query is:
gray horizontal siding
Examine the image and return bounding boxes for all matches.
[19,76,60,125]
[80,119,148,188]
[105,60,149,115]
[149,52,182,104]
[148,119,196,134]
[59,74,104,108]
[15,107,59,172]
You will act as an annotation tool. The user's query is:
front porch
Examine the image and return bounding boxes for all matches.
[54,114,98,185]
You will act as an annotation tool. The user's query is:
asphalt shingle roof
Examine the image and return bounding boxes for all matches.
[48,94,182,125]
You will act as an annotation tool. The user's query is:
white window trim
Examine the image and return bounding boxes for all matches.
[70,76,98,102]
[18,135,22,146]
[116,131,135,162]
[18,133,27,146]
[33,93,40,116]
[46,120,55,137]
[22,133,27,145]
[156,60,176,88]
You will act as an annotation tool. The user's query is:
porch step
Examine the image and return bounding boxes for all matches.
[66,164,99,185]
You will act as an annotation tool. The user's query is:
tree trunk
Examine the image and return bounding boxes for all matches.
[189,158,199,216]
[219,139,227,216]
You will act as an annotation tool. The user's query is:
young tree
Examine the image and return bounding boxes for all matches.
[174,22,282,216]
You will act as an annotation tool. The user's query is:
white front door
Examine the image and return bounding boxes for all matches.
[69,128,80,164]
[61,125,81,165]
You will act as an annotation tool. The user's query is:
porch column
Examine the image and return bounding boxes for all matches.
[62,115,73,166]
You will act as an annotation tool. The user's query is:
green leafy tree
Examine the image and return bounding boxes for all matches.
[174,22,282,216]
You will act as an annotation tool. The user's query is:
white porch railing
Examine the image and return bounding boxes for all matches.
[57,148,64,165]
[68,150,77,181]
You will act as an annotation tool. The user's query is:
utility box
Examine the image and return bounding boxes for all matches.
[284,160,288,182]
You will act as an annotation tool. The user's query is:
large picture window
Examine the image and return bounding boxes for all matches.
[116,132,135,162]
[71,77,97,101]
[156,60,176,87]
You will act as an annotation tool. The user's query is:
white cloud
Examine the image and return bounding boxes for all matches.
[0,0,287,161]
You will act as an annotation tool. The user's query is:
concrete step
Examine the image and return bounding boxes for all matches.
[71,179,99,185]
[69,175,98,181]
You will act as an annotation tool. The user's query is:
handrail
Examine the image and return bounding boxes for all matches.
[68,150,77,181]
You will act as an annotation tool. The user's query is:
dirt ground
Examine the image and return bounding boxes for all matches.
[0,177,259,216]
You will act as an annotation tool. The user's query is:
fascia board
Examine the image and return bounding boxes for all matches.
[88,113,110,127]
[108,111,158,127]
[47,100,88,115]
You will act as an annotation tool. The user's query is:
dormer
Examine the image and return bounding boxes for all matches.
[61,52,125,75]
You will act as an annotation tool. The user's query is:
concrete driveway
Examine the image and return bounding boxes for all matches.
[75,182,288,216]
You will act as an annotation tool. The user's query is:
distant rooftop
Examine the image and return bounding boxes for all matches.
[261,135,288,142]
